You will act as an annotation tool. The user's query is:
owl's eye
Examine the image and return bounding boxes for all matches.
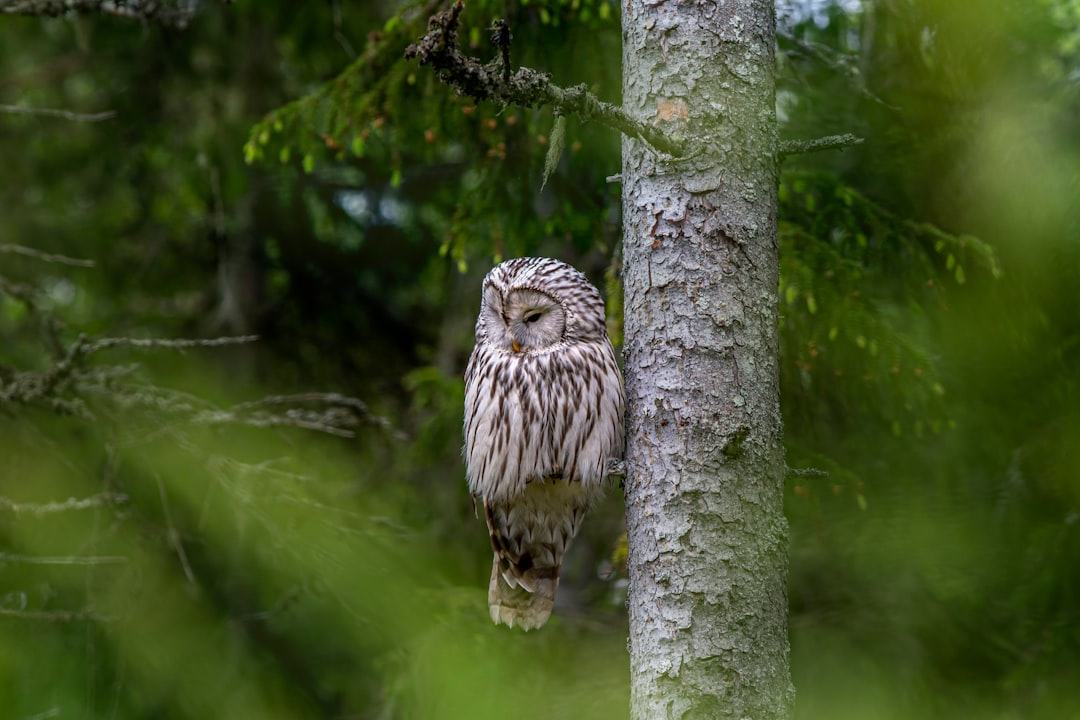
[523,311,542,324]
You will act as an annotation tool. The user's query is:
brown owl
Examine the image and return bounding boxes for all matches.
[463,257,625,629]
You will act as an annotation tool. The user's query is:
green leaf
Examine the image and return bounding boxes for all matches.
[302,154,315,174]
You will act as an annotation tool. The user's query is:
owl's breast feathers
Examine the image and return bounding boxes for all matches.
[463,340,624,507]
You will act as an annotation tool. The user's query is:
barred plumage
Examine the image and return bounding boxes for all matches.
[463,257,625,629]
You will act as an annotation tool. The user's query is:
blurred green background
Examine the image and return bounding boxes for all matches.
[1,0,1077,718]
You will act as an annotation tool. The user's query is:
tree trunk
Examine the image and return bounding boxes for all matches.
[620,0,794,718]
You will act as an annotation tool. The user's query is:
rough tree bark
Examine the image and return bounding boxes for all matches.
[621,0,794,718]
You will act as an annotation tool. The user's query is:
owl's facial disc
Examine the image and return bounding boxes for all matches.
[503,288,565,352]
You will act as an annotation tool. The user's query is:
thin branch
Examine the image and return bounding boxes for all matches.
[228,392,405,439]
[83,335,259,354]
[0,492,127,514]
[0,276,37,308]
[0,243,96,267]
[0,0,196,27]
[786,467,830,478]
[405,1,688,157]
[777,29,896,109]
[0,552,127,565]
[0,606,110,622]
[331,0,356,59]
[0,104,115,123]
[156,474,196,586]
[191,409,359,438]
[778,133,864,158]
[23,708,61,720]
[228,391,363,412]
[1,334,89,406]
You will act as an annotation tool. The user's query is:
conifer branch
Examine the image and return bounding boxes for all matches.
[0,493,127,515]
[0,0,197,26]
[0,104,115,123]
[0,244,96,266]
[778,133,864,158]
[405,1,689,157]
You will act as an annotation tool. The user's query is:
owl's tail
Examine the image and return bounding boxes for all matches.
[487,555,559,630]
[482,481,594,630]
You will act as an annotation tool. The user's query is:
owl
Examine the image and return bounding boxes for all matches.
[463,257,625,630]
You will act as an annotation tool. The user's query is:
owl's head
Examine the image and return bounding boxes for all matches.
[476,257,608,354]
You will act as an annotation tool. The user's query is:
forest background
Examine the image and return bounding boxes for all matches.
[1,0,1078,718]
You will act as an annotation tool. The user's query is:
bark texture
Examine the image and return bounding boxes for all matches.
[621,1,794,718]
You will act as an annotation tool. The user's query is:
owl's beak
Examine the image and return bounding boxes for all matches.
[511,341,521,353]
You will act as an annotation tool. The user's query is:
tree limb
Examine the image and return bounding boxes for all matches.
[0,552,127,565]
[0,243,95,267]
[82,334,260,354]
[777,29,896,109]
[0,492,127,514]
[0,104,115,123]
[786,466,830,478]
[778,133,864,158]
[0,0,197,26]
[405,1,688,157]
[0,606,111,622]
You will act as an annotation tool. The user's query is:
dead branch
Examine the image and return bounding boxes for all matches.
[0,0,197,27]
[0,492,127,514]
[405,1,688,157]
[786,466,830,478]
[82,335,260,354]
[0,606,111,622]
[0,552,128,565]
[0,104,115,123]
[0,244,96,266]
[779,133,864,159]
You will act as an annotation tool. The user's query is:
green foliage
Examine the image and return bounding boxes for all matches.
[0,398,630,719]
[245,0,623,271]
[778,170,999,439]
